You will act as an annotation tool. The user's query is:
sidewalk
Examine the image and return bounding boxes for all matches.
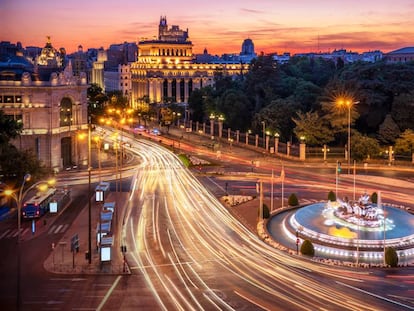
[43,191,130,275]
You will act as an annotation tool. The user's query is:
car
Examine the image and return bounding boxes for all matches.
[150,128,161,136]
[134,125,145,132]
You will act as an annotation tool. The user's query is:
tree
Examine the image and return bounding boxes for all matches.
[300,239,315,257]
[252,98,298,142]
[87,83,108,123]
[328,191,336,202]
[384,247,399,267]
[390,92,414,131]
[377,114,400,145]
[351,132,381,161]
[217,89,252,132]
[262,204,270,219]
[0,110,22,145]
[288,193,299,206]
[292,111,334,146]
[371,192,378,204]
[244,55,280,112]
[395,129,414,155]
[0,143,50,185]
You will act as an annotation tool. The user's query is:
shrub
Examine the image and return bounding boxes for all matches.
[385,247,398,267]
[300,239,315,257]
[258,204,270,219]
[371,192,378,204]
[178,154,191,167]
[328,191,336,202]
[288,193,299,206]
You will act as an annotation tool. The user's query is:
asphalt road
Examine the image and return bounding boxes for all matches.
[1,127,413,310]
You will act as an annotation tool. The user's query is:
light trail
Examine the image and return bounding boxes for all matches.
[110,128,413,310]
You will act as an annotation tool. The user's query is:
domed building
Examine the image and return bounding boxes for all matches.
[0,38,88,171]
[130,16,249,109]
[240,38,256,63]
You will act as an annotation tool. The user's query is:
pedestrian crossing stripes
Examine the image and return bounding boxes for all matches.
[0,223,69,240]
[48,224,69,235]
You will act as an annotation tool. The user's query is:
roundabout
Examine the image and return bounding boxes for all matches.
[267,194,414,266]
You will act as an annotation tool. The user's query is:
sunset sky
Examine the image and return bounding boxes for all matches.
[1,0,414,55]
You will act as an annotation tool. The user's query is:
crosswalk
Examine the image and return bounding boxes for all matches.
[0,223,69,240]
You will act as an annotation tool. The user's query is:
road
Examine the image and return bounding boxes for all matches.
[117,136,414,310]
[1,128,413,310]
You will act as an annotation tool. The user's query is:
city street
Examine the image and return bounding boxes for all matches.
[0,128,413,310]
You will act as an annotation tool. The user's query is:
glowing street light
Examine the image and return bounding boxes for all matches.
[5,174,57,310]
[336,98,359,174]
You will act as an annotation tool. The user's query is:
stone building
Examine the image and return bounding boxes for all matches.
[386,47,414,63]
[0,38,88,172]
[130,16,249,109]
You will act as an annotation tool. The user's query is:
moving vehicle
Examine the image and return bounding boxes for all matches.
[22,188,57,219]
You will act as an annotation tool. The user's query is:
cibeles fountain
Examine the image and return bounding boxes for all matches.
[267,192,414,265]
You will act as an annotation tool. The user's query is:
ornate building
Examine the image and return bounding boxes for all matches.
[0,38,88,171]
[130,16,249,109]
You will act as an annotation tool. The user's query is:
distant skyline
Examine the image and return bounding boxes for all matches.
[1,0,414,55]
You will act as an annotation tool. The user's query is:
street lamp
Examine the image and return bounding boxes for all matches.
[218,114,225,139]
[336,98,359,174]
[5,173,30,311]
[261,121,266,148]
[274,132,280,154]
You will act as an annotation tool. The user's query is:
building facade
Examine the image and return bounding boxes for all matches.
[0,39,88,172]
[386,47,414,63]
[130,16,249,109]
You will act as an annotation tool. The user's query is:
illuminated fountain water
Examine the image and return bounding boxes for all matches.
[267,193,414,265]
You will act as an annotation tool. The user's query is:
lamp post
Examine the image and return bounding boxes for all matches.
[261,121,266,148]
[218,114,225,139]
[336,98,359,174]
[265,130,270,152]
[88,118,92,264]
[209,113,215,137]
[274,132,279,154]
[6,173,30,311]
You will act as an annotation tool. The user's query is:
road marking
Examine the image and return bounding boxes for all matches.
[96,275,122,311]
[59,224,69,233]
[0,229,11,239]
[48,225,57,234]
[54,224,63,234]
[336,281,414,310]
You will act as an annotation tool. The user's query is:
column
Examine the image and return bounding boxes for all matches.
[300,142,306,161]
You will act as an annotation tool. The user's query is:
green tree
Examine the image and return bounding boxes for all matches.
[395,129,414,155]
[0,110,22,145]
[390,92,414,131]
[217,89,252,132]
[244,55,280,112]
[87,83,108,123]
[328,191,336,202]
[292,111,334,146]
[300,239,315,257]
[384,247,399,267]
[252,98,298,141]
[288,193,299,206]
[0,143,49,184]
[377,114,400,145]
[351,132,381,161]
[371,192,378,204]
[187,88,205,123]
[260,204,270,219]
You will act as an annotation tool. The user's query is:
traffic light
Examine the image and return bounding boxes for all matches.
[337,161,342,173]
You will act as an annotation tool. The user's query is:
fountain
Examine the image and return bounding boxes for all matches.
[267,193,414,265]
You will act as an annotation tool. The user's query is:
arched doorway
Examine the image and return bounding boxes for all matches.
[61,136,72,168]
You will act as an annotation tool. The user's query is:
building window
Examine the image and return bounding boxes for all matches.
[4,95,13,103]
[59,97,73,127]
